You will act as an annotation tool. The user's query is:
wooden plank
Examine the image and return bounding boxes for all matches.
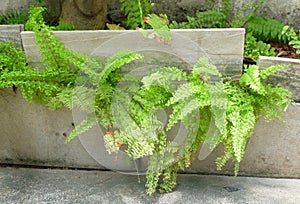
[258,56,300,102]
[0,24,24,48]
[21,28,245,76]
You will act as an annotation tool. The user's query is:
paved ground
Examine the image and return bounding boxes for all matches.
[0,167,299,204]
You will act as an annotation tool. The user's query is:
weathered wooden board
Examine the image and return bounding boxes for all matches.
[0,24,24,48]
[21,28,245,76]
[258,56,300,102]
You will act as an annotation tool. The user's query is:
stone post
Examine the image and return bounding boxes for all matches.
[61,0,107,30]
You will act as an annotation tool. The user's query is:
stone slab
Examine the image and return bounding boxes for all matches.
[0,24,24,48]
[0,167,299,204]
[21,29,245,76]
[258,56,300,102]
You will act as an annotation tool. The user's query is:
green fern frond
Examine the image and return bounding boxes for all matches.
[167,104,183,130]
[240,65,266,94]
[167,83,193,106]
[145,172,160,195]
[48,87,73,109]
[228,109,255,162]
[181,98,200,121]
[190,83,211,107]
[244,33,276,60]
[173,86,208,125]
[259,64,290,79]
[254,85,292,120]
[120,0,153,29]
[142,67,185,92]
[216,139,234,170]
[247,16,291,43]
[145,13,169,30]
[159,165,178,194]
[65,113,98,143]
[54,18,76,30]
[1,6,294,195]
[0,42,28,72]
[0,9,29,25]
[0,69,71,106]
[76,58,105,86]
[70,86,98,112]
[205,82,227,146]
[118,127,159,159]
[194,10,227,28]
[170,10,226,29]
[139,13,172,44]
[192,58,221,78]
[26,6,86,71]
[98,50,143,84]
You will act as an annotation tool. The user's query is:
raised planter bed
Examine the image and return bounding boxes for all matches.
[1,27,299,178]
[0,25,24,48]
[20,29,244,76]
[258,56,300,102]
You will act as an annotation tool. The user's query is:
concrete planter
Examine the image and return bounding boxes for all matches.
[0,24,24,48]
[20,29,244,76]
[258,56,300,102]
[1,28,299,177]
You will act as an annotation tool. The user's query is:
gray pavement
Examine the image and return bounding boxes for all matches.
[0,167,299,204]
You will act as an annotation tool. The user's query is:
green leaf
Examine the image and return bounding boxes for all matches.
[65,113,98,143]
[240,65,265,94]
[192,58,221,78]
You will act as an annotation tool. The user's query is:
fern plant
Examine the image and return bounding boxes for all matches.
[282,26,300,54]
[169,0,278,62]
[140,59,291,194]
[53,18,76,31]
[0,5,293,196]
[244,33,276,61]
[170,10,226,29]
[137,13,172,44]
[170,0,265,29]
[120,0,154,29]
[0,9,29,25]
[247,16,289,43]
[246,16,300,54]
[170,0,300,61]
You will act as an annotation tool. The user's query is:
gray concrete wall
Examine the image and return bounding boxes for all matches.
[1,87,299,177]
[258,56,300,102]
[0,88,99,168]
